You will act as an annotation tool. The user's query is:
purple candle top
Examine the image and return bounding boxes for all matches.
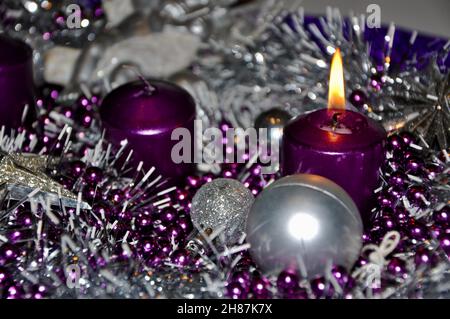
[100,80,196,134]
[284,108,386,152]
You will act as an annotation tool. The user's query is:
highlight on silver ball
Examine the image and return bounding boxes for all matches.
[246,174,363,278]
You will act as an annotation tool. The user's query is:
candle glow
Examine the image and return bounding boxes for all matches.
[327,48,346,110]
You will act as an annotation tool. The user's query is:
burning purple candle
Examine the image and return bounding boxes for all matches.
[100,79,196,182]
[281,49,386,220]
[0,35,35,130]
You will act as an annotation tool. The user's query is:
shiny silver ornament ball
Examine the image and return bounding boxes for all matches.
[255,108,291,147]
[191,178,254,245]
[246,174,363,278]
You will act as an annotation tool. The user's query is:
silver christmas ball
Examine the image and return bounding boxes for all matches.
[191,178,254,245]
[254,108,291,147]
[246,174,363,278]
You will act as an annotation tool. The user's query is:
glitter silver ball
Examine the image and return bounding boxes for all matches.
[191,178,254,245]
[254,108,292,147]
[246,174,363,278]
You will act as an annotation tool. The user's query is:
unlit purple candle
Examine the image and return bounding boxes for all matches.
[0,35,35,130]
[100,79,196,182]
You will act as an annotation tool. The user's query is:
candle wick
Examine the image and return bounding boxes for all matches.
[121,64,156,96]
[331,112,342,132]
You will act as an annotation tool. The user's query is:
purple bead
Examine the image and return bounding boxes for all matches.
[408,220,429,241]
[0,244,18,266]
[16,210,34,227]
[277,270,300,294]
[380,214,397,231]
[108,189,124,205]
[7,230,26,243]
[389,185,405,199]
[387,257,408,279]
[433,206,449,225]
[83,184,101,202]
[406,185,430,208]
[202,173,215,184]
[56,175,74,191]
[175,189,190,204]
[138,237,157,255]
[226,282,248,299]
[414,246,436,267]
[158,238,172,256]
[0,267,10,285]
[399,132,416,146]
[394,206,410,226]
[386,135,405,152]
[178,216,193,234]
[377,190,395,208]
[60,106,74,119]
[250,276,272,298]
[423,164,442,180]
[370,73,384,91]
[229,270,251,291]
[405,156,424,174]
[430,224,444,238]
[160,207,178,224]
[145,252,164,268]
[170,248,191,266]
[166,224,185,242]
[362,232,372,243]
[4,284,24,299]
[389,171,408,189]
[135,209,154,231]
[311,276,334,298]
[31,284,48,299]
[68,160,86,178]
[84,166,104,184]
[354,257,368,269]
[349,89,368,108]
[187,175,201,188]
[439,234,450,258]
[117,210,133,222]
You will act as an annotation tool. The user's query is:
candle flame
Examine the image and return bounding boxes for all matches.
[328,48,346,110]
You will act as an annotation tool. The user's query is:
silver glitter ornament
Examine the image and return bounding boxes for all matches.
[255,108,291,147]
[246,174,363,278]
[190,178,254,245]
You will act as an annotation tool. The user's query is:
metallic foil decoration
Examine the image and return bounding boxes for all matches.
[0,152,90,209]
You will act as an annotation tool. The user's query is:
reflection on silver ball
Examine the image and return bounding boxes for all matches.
[246,174,363,278]
[191,178,254,245]
[254,108,291,147]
